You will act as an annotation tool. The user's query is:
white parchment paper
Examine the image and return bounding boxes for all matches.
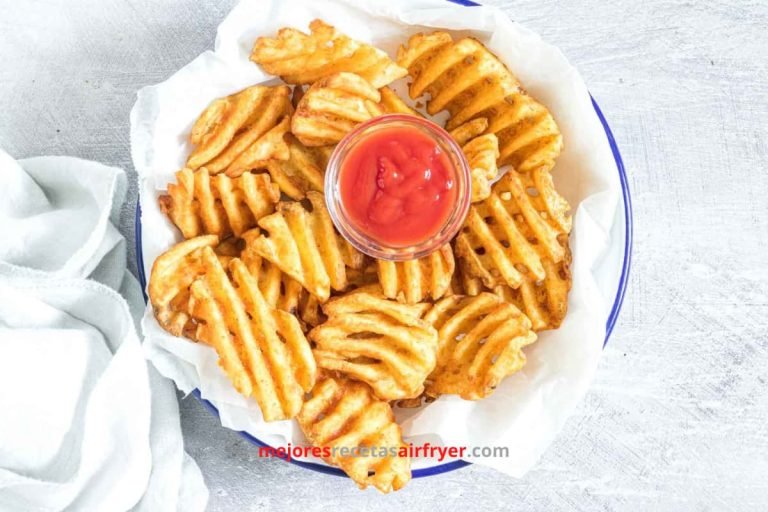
[131,0,621,477]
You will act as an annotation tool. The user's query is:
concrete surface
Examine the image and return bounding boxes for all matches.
[1,0,767,510]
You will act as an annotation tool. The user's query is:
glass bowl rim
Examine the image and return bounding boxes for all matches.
[323,113,472,261]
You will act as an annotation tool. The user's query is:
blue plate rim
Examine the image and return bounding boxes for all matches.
[133,1,633,479]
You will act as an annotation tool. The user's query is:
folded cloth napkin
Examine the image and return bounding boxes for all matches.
[0,149,208,511]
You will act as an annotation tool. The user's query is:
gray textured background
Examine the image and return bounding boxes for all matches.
[2,0,767,510]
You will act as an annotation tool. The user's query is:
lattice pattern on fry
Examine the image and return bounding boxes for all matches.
[251,19,407,89]
[186,85,293,174]
[449,118,500,202]
[246,191,364,301]
[423,293,536,399]
[224,116,292,178]
[309,289,438,400]
[159,168,280,238]
[397,32,562,170]
[298,375,411,493]
[454,167,572,290]
[240,228,326,330]
[450,255,571,332]
[259,134,330,200]
[188,247,316,421]
[148,235,219,339]
[378,86,420,116]
[292,72,383,147]
[492,250,571,331]
[377,245,455,303]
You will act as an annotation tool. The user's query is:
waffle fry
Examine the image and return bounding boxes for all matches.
[397,32,562,170]
[377,245,455,303]
[298,375,411,493]
[292,72,383,146]
[251,19,407,88]
[189,247,316,421]
[454,167,571,290]
[309,289,438,400]
[449,118,499,203]
[259,134,330,200]
[225,116,292,178]
[240,228,326,330]
[186,85,292,173]
[423,293,536,399]
[159,168,280,238]
[378,86,420,116]
[148,235,219,338]
[398,32,513,121]
[240,229,304,311]
[246,191,364,301]
[448,256,570,332]
[492,251,571,331]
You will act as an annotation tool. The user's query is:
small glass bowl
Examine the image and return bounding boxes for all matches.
[325,114,471,261]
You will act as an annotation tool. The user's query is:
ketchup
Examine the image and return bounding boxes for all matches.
[338,125,457,247]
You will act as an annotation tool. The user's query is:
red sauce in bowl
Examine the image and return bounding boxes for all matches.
[338,124,458,247]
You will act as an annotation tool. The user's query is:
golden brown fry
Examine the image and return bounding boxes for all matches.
[450,229,571,332]
[449,118,499,202]
[251,19,406,88]
[377,245,455,303]
[240,228,326,330]
[454,167,571,289]
[240,229,303,310]
[298,375,411,493]
[399,34,517,120]
[453,167,572,329]
[159,168,280,239]
[309,289,438,400]
[491,251,572,331]
[148,235,219,338]
[225,116,292,177]
[186,84,292,173]
[259,134,330,200]
[397,32,562,170]
[292,72,383,147]
[246,191,364,301]
[423,293,536,399]
[188,247,316,421]
[378,86,420,116]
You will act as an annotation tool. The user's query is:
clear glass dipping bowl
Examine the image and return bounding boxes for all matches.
[324,114,471,261]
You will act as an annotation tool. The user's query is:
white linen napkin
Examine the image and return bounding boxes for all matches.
[0,149,208,511]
